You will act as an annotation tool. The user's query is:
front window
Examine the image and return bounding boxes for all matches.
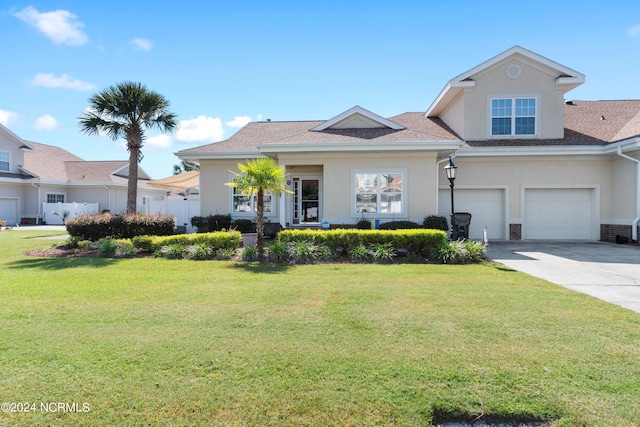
[0,151,9,171]
[46,194,65,203]
[354,172,403,214]
[232,187,272,213]
[491,97,536,136]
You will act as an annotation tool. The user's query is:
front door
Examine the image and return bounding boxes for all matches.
[292,178,320,224]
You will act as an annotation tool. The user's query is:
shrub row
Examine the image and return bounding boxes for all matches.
[66,214,176,240]
[277,229,447,259]
[131,231,242,253]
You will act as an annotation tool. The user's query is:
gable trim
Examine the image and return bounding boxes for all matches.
[0,123,34,150]
[310,105,405,131]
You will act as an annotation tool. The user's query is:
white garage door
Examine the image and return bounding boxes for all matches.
[439,189,504,240]
[524,189,592,240]
[0,198,18,226]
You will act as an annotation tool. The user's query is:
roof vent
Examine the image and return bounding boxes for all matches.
[565,100,574,105]
[267,119,271,122]
[600,115,606,120]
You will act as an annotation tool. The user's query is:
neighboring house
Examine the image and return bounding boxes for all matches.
[177,45,640,242]
[0,126,167,226]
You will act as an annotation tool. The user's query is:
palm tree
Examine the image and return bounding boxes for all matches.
[173,160,200,175]
[226,158,291,261]
[79,81,178,214]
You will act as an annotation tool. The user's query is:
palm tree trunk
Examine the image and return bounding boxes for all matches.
[127,147,139,214]
[256,188,265,262]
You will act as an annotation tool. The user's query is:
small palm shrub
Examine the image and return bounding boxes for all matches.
[267,240,288,263]
[185,243,213,260]
[97,238,119,257]
[116,243,137,258]
[349,244,370,262]
[286,241,327,264]
[369,242,396,263]
[215,248,237,260]
[434,239,487,264]
[242,245,258,261]
[160,244,186,259]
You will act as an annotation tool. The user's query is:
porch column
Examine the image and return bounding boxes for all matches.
[279,163,287,228]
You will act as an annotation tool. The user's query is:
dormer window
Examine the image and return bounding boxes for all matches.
[491,97,537,136]
[0,151,9,171]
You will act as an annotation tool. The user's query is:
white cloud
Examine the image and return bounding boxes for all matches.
[176,116,224,143]
[0,109,20,126]
[629,25,640,37]
[130,38,153,51]
[225,116,252,128]
[34,114,58,130]
[14,6,88,45]
[31,73,96,91]
[145,134,173,150]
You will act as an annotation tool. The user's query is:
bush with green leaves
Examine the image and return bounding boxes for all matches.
[160,244,186,259]
[278,229,446,260]
[242,245,258,262]
[356,219,372,230]
[232,219,255,233]
[286,241,329,264]
[369,242,396,263]
[379,221,421,230]
[97,238,119,257]
[215,248,237,260]
[132,231,241,253]
[266,240,288,263]
[349,244,370,262]
[66,214,176,240]
[190,214,233,233]
[185,243,214,260]
[434,239,487,264]
[423,215,449,231]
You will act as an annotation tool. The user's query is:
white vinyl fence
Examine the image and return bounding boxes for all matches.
[43,202,100,225]
[143,196,200,233]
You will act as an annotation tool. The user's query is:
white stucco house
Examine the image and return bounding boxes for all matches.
[0,126,168,226]
[177,45,640,242]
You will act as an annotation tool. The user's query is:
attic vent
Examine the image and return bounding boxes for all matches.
[565,100,574,105]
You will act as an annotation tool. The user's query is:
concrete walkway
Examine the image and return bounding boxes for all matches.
[488,241,640,314]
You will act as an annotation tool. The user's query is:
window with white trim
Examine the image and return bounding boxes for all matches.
[46,194,65,203]
[0,151,9,172]
[232,187,272,213]
[354,172,403,214]
[491,97,536,136]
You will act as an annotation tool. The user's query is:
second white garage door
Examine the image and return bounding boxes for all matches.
[524,188,594,240]
[439,189,505,240]
[0,198,18,226]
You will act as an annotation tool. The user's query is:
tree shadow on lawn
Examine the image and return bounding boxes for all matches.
[7,257,118,270]
[228,261,294,274]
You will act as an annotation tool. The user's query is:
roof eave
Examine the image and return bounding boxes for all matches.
[257,140,464,154]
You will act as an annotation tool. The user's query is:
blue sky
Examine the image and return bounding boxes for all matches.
[2,1,640,179]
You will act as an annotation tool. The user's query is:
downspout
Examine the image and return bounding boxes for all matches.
[616,147,640,242]
[103,184,111,213]
[435,153,456,216]
[31,182,40,224]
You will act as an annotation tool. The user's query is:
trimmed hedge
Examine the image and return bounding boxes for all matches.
[190,214,233,233]
[379,220,422,230]
[277,229,446,258]
[132,231,242,253]
[66,214,176,240]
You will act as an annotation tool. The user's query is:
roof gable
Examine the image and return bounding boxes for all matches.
[0,123,34,150]
[311,106,405,131]
[426,45,585,117]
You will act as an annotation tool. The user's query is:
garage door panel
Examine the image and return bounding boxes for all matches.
[439,189,504,240]
[0,198,18,226]
[524,189,592,240]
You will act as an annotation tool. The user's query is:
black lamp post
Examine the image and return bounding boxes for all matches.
[444,157,457,240]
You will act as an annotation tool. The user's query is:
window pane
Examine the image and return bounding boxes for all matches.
[0,151,8,171]
[491,99,511,116]
[515,98,535,116]
[47,194,65,203]
[233,195,251,212]
[492,118,511,135]
[380,174,402,213]
[355,173,378,213]
[515,117,535,135]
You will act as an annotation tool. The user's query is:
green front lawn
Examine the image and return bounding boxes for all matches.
[1,230,639,426]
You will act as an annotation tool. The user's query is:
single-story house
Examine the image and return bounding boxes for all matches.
[0,126,168,226]
[177,45,640,242]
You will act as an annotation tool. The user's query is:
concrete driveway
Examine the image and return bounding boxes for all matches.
[488,241,640,314]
